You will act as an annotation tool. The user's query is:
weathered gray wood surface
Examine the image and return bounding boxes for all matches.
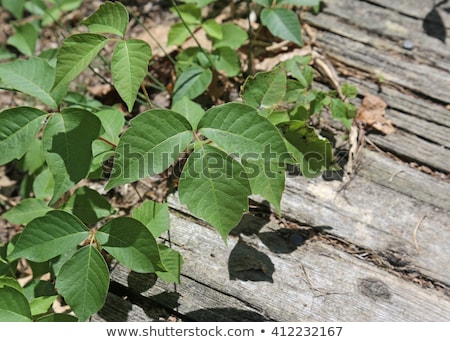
[100,0,450,321]
[98,213,450,322]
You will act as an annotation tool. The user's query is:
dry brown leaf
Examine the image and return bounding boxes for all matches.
[356,93,396,134]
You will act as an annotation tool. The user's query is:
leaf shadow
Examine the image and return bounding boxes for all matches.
[185,307,272,322]
[228,211,328,282]
[423,1,448,43]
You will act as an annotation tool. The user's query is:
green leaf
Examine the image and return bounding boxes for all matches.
[199,103,288,157]
[93,108,125,145]
[283,55,314,88]
[56,245,109,322]
[211,47,241,77]
[198,103,288,211]
[0,244,17,278]
[173,65,212,103]
[112,39,152,112]
[266,110,290,125]
[52,33,107,93]
[172,96,205,130]
[277,0,320,6]
[43,108,101,205]
[49,248,78,277]
[0,106,47,165]
[179,145,251,240]
[62,186,114,224]
[81,1,129,37]
[255,0,271,7]
[33,168,55,200]
[330,97,357,131]
[179,0,216,6]
[0,286,32,322]
[282,120,333,177]
[132,200,170,238]
[36,313,79,322]
[341,83,358,98]
[156,245,183,284]
[28,260,51,279]
[171,4,202,25]
[59,0,84,11]
[23,279,55,302]
[21,138,45,174]
[167,23,197,46]
[212,23,248,49]
[202,19,222,39]
[7,23,38,56]
[1,0,25,19]
[0,57,58,108]
[8,210,90,262]
[241,67,287,109]
[0,44,16,60]
[0,276,23,293]
[261,8,303,46]
[96,217,164,273]
[3,198,52,225]
[242,157,285,213]
[30,296,58,316]
[24,0,46,16]
[106,109,193,189]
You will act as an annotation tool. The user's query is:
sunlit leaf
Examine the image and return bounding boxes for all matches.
[0,58,57,107]
[261,8,303,46]
[8,210,90,262]
[53,33,107,93]
[112,39,152,111]
[81,1,129,37]
[106,109,192,189]
[3,198,52,225]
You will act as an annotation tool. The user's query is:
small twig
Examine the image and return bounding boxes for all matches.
[170,0,214,67]
[413,214,426,253]
[389,170,404,182]
[141,83,153,109]
[131,183,144,203]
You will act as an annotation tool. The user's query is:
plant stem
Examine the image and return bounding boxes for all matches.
[128,10,176,65]
[170,0,215,68]
[141,83,153,109]
[98,136,117,148]
[246,0,254,75]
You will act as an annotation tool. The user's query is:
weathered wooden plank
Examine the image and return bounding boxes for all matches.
[367,0,450,29]
[109,214,450,321]
[303,3,450,103]
[367,130,450,173]
[110,261,272,322]
[166,151,450,286]
[382,108,450,149]
[311,30,450,103]
[358,149,450,211]
[280,173,450,285]
[345,77,450,128]
[307,0,449,65]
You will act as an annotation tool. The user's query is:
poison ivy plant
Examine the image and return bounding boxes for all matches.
[0,0,354,321]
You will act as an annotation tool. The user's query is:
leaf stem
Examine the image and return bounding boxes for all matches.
[170,0,215,68]
[128,10,176,65]
[98,136,117,148]
[141,83,153,109]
